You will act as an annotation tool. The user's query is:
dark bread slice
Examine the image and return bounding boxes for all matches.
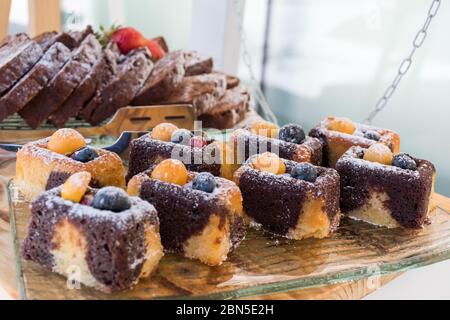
[68,25,94,45]
[32,26,93,52]
[49,48,118,128]
[197,86,250,129]
[161,72,228,114]
[184,51,213,76]
[0,34,43,96]
[225,74,240,89]
[83,48,153,125]
[19,34,102,128]
[33,31,77,51]
[151,36,169,53]
[131,50,185,106]
[211,71,240,89]
[0,33,25,48]
[0,43,71,122]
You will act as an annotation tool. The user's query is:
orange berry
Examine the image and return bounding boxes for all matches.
[250,121,279,138]
[151,159,188,186]
[252,152,286,175]
[47,128,86,155]
[363,143,393,165]
[61,171,91,203]
[151,123,178,142]
[327,117,356,135]
[127,176,142,197]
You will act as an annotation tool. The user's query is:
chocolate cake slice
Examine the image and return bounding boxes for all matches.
[0,33,43,96]
[184,51,213,76]
[197,86,250,129]
[131,50,185,106]
[128,169,245,266]
[19,34,103,129]
[49,47,118,128]
[0,42,71,122]
[234,156,340,240]
[82,48,153,125]
[336,146,436,229]
[23,186,163,293]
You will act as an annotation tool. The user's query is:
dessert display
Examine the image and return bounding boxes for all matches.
[126,122,237,181]
[23,172,163,292]
[233,153,340,240]
[15,128,126,200]
[0,25,250,129]
[231,122,323,166]
[127,159,245,266]
[336,144,436,228]
[1,23,441,293]
[309,116,400,168]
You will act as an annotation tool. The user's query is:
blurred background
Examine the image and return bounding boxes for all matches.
[8,0,449,195]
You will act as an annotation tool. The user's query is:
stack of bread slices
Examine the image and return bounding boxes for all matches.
[0,26,251,129]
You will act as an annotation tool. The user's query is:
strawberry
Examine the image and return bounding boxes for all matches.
[111,27,147,54]
[145,39,166,61]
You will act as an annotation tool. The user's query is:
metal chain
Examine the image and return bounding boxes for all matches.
[365,0,441,124]
[233,0,278,124]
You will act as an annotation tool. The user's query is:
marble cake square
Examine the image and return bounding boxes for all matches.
[233,157,340,240]
[22,187,163,293]
[336,147,435,229]
[127,169,245,266]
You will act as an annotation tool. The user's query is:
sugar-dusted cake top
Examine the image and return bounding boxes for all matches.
[337,145,435,178]
[40,187,158,230]
[310,116,401,153]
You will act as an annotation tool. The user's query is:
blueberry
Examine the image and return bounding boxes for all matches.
[192,172,217,193]
[279,124,306,144]
[291,163,318,182]
[92,187,131,212]
[71,147,99,163]
[364,130,381,141]
[171,129,193,145]
[392,153,417,171]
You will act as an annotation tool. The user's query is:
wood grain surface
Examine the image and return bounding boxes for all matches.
[0,0,11,41]
[28,0,61,37]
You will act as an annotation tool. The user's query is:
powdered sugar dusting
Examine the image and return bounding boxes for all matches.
[42,188,158,231]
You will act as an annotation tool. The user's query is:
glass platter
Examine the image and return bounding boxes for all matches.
[8,181,450,300]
